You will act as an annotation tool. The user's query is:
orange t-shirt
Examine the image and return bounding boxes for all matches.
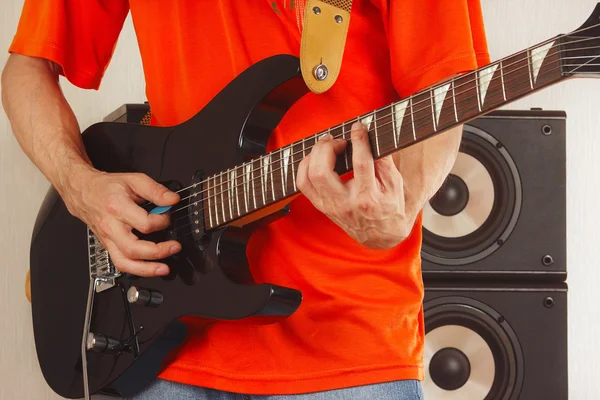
[10,0,489,395]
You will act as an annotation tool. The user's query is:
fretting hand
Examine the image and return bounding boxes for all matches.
[297,122,418,249]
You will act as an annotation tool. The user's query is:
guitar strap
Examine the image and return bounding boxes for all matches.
[300,0,353,94]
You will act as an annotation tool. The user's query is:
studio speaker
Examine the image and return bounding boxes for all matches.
[421,110,566,281]
[103,103,150,123]
[423,282,568,400]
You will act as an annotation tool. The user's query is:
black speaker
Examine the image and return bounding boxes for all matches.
[423,282,568,400]
[103,103,150,123]
[421,110,566,281]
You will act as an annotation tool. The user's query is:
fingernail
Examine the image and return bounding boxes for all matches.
[169,245,181,255]
[318,133,332,141]
[155,265,169,276]
[163,191,178,200]
[352,121,363,130]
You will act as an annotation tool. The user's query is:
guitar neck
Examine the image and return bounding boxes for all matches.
[202,37,567,230]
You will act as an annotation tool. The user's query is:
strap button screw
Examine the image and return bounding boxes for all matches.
[313,64,329,81]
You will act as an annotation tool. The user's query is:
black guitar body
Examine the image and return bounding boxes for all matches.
[30,55,306,399]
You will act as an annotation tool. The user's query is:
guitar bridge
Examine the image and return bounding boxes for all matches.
[87,226,120,292]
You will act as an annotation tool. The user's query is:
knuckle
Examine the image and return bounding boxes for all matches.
[121,245,136,259]
[340,206,353,219]
[354,160,370,173]
[356,200,372,213]
[97,219,112,237]
[150,183,165,199]
[296,173,307,191]
[137,220,153,234]
[105,195,121,215]
[309,169,327,184]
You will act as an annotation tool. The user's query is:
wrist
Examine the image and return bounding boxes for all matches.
[54,159,99,210]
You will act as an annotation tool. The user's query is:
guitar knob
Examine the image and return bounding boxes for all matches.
[127,286,163,307]
[87,333,121,353]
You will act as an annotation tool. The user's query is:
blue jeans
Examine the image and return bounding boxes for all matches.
[126,379,424,400]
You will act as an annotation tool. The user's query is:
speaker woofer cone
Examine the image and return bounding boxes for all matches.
[424,297,524,400]
[422,125,522,266]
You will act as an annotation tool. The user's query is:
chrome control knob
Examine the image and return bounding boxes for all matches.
[86,333,121,353]
[127,286,163,307]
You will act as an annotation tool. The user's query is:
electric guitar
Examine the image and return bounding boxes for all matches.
[29,5,600,399]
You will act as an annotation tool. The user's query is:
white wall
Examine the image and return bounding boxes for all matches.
[0,3,146,399]
[0,1,599,399]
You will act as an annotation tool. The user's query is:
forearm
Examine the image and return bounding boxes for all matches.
[1,54,95,198]
[393,125,463,216]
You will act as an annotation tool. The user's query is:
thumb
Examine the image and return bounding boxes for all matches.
[129,174,180,206]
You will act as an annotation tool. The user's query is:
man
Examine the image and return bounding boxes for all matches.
[2,1,489,399]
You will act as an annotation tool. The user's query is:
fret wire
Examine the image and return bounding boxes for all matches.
[243,163,249,213]
[430,89,437,131]
[280,148,286,196]
[270,152,276,201]
[343,125,349,169]
[527,50,534,88]
[500,61,507,100]
[391,105,397,149]
[302,137,306,158]
[213,175,220,225]
[261,156,268,205]
[373,114,380,157]
[475,75,482,112]
[291,145,297,191]
[233,167,240,217]
[207,180,213,229]
[451,80,458,122]
[227,169,233,220]
[250,162,257,210]
[219,173,226,222]
[410,99,416,141]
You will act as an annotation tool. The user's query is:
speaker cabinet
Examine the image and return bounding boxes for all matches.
[103,103,150,123]
[421,110,566,281]
[423,282,568,400]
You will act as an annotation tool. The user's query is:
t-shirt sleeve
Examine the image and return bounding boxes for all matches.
[8,0,130,90]
[372,0,490,98]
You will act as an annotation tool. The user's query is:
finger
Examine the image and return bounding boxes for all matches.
[109,221,181,260]
[119,199,171,234]
[350,122,376,190]
[296,154,318,199]
[307,134,346,194]
[105,240,171,277]
[374,155,402,191]
[129,174,180,206]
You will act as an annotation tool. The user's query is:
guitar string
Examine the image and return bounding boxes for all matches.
[167,42,600,215]
[169,50,582,223]
[136,25,600,207]
[168,60,572,236]
[88,57,591,269]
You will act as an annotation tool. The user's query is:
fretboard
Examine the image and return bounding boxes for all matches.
[201,38,566,229]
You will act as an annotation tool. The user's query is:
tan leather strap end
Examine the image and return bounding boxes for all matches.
[300,0,352,94]
[25,269,31,303]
